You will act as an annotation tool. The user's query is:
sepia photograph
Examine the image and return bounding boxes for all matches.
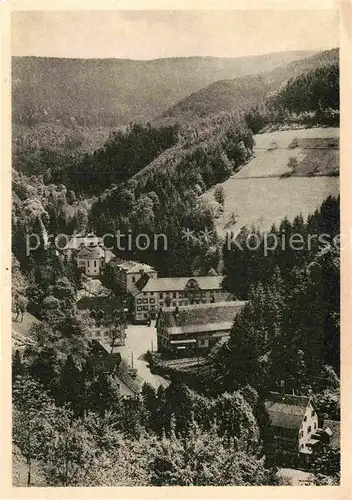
[6,3,344,491]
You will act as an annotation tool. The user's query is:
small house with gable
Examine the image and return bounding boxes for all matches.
[264,391,319,463]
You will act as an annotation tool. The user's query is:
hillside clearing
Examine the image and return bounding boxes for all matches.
[203,127,339,234]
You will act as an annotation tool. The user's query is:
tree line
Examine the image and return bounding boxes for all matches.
[13,340,287,487]
[210,196,340,423]
[244,63,339,133]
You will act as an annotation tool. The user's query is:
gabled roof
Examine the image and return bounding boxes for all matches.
[108,258,156,274]
[77,247,92,258]
[264,392,311,430]
[158,301,246,335]
[168,321,234,336]
[66,233,102,250]
[142,275,224,293]
[105,250,116,263]
[135,273,151,291]
[76,278,112,300]
[77,246,116,261]
[128,263,156,274]
[78,245,105,259]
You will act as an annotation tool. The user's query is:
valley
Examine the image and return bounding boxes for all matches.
[12,51,314,127]
[11,32,341,487]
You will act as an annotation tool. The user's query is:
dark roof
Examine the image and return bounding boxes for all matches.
[77,246,115,261]
[108,258,155,274]
[159,301,246,335]
[264,392,311,430]
[135,273,151,291]
[142,276,224,292]
[323,420,340,450]
[66,233,101,250]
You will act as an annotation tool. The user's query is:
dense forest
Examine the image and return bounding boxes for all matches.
[12,51,314,127]
[159,49,338,126]
[12,112,254,277]
[13,365,292,486]
[89,113,253,275]
[216,196,340,403]
[244,62,339,133]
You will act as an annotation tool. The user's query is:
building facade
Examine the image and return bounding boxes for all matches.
[133,276,231,322]
[62,233,115,277]
[264,392,320,464]
[107,259,158,294]
[63,233,102,262]
[156,301,246,354]
[76,245,115,277]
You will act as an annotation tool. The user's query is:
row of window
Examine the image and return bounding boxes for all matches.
[139,291,218,299]
[136,298,216,312]
[303,410,315,421]
[157,337,210,348]
[299,421,317,438]
[80,259,104,268]
[137,298,156,304]
[137,305,156,312]
[137,297,214,305]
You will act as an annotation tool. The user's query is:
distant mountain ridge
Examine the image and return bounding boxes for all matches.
[157,48,339,125]
[12,51,315,127]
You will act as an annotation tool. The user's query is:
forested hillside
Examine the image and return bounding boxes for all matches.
[12,47,340,279]
[244,62,339,133]
[89,113,253,276]
[12,51,314,127]
[208,197,341,439]
[159,49,338,126]
[13,123,180,192]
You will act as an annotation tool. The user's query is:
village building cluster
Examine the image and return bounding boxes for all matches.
[61,233,245,354]
[13,232,340,469]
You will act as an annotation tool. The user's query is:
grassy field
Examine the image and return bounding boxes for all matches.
[12,311,40,339]
[203,127,339,235]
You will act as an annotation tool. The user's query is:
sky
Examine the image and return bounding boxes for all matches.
[12,10,339,60]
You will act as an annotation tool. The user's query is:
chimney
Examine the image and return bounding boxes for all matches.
[280,380,285,394]
[291,389,295,396]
